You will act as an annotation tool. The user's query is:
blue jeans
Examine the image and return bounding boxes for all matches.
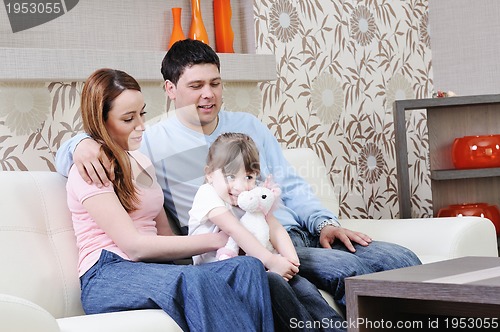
[288,227,422,315]
[80,250,274,331]
[268,272,345,332]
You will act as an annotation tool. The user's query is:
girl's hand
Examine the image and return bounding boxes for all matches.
[287,256,300,267]
[266,254,299,281]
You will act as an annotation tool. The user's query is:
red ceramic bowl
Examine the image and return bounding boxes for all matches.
[437,203,500,235]
[452,135,500,169]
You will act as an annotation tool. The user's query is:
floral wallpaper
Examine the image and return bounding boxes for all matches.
[0,0,433,219]
[252,0,433,218]
[0,81,167,171]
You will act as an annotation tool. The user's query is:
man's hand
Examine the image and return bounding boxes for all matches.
[319,226,372,252]
[74,138,113,187]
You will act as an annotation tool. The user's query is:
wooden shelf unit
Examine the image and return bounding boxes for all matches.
[394,94,500,218]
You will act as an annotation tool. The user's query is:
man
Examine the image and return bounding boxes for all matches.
[57,39,421,329]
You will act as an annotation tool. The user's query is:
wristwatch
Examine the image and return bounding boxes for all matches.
[316,218,340,234]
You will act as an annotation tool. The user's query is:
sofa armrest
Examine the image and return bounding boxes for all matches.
[57,309,182,332]
[340,216,498,264]
[0,294,60,332]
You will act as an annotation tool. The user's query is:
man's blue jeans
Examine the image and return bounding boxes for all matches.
[288,227,422,315]
[268,272,346,332]
[80,250,274,331]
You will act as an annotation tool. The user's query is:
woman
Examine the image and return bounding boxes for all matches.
[65,68,274,331]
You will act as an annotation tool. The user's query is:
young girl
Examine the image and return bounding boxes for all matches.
[188,134,344,330]
[188,132,300,280]
[65,69,274,331]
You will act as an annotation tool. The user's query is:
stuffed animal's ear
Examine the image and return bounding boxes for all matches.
[267,186,283,214]
[263,175,281,191]
[263,175,275,189]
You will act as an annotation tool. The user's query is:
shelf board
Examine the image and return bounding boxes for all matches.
[0,48,277,83]
[397,94,500,111]
[431,167,500,180]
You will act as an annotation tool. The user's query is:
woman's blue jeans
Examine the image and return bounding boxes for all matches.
[80,250,274,331]
[288,227,422,315]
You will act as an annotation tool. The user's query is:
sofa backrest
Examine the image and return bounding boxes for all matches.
[0,171,84,319]
[282,148,340,216]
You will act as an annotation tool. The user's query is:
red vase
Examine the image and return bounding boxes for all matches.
[437,203,500,235]
[214,0,234,53]
[452,134,500,169]
[168,7,186,50]
[189,0,209,45]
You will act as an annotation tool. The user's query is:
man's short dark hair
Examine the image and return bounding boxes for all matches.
[161,39,221,85]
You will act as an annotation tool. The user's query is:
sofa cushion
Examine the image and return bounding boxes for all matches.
[0,294,59,332]
[57,309,182,332]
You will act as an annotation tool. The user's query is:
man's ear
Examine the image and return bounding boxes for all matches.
[165,80,176,100]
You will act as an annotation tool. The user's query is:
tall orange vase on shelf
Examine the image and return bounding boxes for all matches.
[213,0,234,53]
[168,7,186,49]
[189,0,209,45]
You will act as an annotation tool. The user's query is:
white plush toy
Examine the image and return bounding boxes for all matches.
[216,185,281,260]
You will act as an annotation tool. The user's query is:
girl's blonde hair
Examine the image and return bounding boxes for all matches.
[206,133,260,176]
[81,68,141,212]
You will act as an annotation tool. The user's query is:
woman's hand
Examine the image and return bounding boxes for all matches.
[213,231,230,248]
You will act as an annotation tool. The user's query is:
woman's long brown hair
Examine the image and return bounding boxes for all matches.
[80,68,141,212]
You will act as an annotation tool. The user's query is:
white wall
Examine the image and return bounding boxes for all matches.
[429,0,500,96]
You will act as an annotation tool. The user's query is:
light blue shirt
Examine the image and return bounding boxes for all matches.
[56,109,338,234]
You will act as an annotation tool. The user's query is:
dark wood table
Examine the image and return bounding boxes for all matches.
[346,257,500,331]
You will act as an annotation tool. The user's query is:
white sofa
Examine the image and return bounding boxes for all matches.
[0,148,498,332]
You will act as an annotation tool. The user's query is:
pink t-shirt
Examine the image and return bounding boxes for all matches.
[66,150,164,276]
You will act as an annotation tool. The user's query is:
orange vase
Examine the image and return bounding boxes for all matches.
[188,0,209,45]
[168,7,186,50]
[213,0,234,53]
